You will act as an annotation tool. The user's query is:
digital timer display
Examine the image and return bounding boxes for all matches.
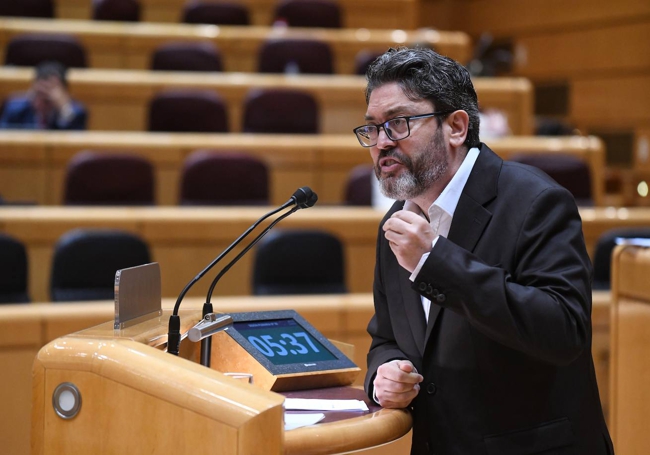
[233,319,337,365]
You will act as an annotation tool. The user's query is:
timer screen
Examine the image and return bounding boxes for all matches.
[233,319,337,365]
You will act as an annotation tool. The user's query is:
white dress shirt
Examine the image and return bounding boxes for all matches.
[404,147,480,321]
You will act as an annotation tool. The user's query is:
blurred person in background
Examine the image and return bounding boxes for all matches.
[0,61,87,130]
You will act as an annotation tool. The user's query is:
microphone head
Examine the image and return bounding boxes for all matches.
[291,186,318,209]
[306,192,318,208]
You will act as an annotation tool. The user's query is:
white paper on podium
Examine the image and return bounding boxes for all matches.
[284,398,369,412]
[284,412,325,431]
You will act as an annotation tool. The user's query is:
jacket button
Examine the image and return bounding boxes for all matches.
[436,294,446,303]
[426,383,437,395]
[431,288,439,297]
[426,285,433,295]
[418,282,427,292]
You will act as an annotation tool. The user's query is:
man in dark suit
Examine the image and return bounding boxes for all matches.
[354,47,613,454]
[0,61,87,130]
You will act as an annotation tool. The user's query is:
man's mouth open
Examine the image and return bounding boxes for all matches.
[378,156,404,175]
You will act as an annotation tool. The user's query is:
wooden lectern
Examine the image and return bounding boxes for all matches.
[32,308,412,455]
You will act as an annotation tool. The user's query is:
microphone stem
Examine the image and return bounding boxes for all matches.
[171,200,292,316]
[205,205,300,305]
[200,302,213,367]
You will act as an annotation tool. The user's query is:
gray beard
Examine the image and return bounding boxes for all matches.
[376,132,448,200]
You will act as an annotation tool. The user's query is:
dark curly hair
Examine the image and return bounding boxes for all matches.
[365,47,480,148]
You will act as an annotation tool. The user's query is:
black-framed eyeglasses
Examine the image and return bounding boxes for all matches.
[352,111,454,147]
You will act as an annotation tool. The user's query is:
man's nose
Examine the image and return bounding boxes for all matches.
[376,126,396,149]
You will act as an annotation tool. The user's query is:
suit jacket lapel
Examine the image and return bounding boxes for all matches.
[424,144,501,342]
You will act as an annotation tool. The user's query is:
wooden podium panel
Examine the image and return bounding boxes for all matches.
[1,295,377,455]
[32,310,286,455]
[31,307,412,455]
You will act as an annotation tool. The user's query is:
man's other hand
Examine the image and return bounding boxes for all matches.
[373,359,423,408]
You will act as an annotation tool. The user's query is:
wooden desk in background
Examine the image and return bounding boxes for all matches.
[0,291,612,455]
[0,205,643,303]
[55,0,420,30]
[0,18,470,74]
[0,68,533,135]
[0,132,605,207]
[0,207,379,302]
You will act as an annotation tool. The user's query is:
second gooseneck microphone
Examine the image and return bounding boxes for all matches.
[167,186,318,356]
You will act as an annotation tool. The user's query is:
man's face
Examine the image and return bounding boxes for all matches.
[365,82,449,200]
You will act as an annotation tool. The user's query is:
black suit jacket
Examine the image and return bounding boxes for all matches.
[365,144,613,455]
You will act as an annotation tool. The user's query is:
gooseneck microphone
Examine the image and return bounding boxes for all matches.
[197,188,317,366]
[204,188,318,306]
[167,186,318,356]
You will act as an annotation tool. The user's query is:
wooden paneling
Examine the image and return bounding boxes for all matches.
[421,0,650,200]
[513,22,650,80]
[0,350,38,455]
[55,0,420,30]
[634,129,650,175]
[0,68,534,134]
[571,75,650,130]
[0,18,471,74]
[433,0,650,37]
[0,132,604,207]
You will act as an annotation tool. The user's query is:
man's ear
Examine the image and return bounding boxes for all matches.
[446,110,470,148]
